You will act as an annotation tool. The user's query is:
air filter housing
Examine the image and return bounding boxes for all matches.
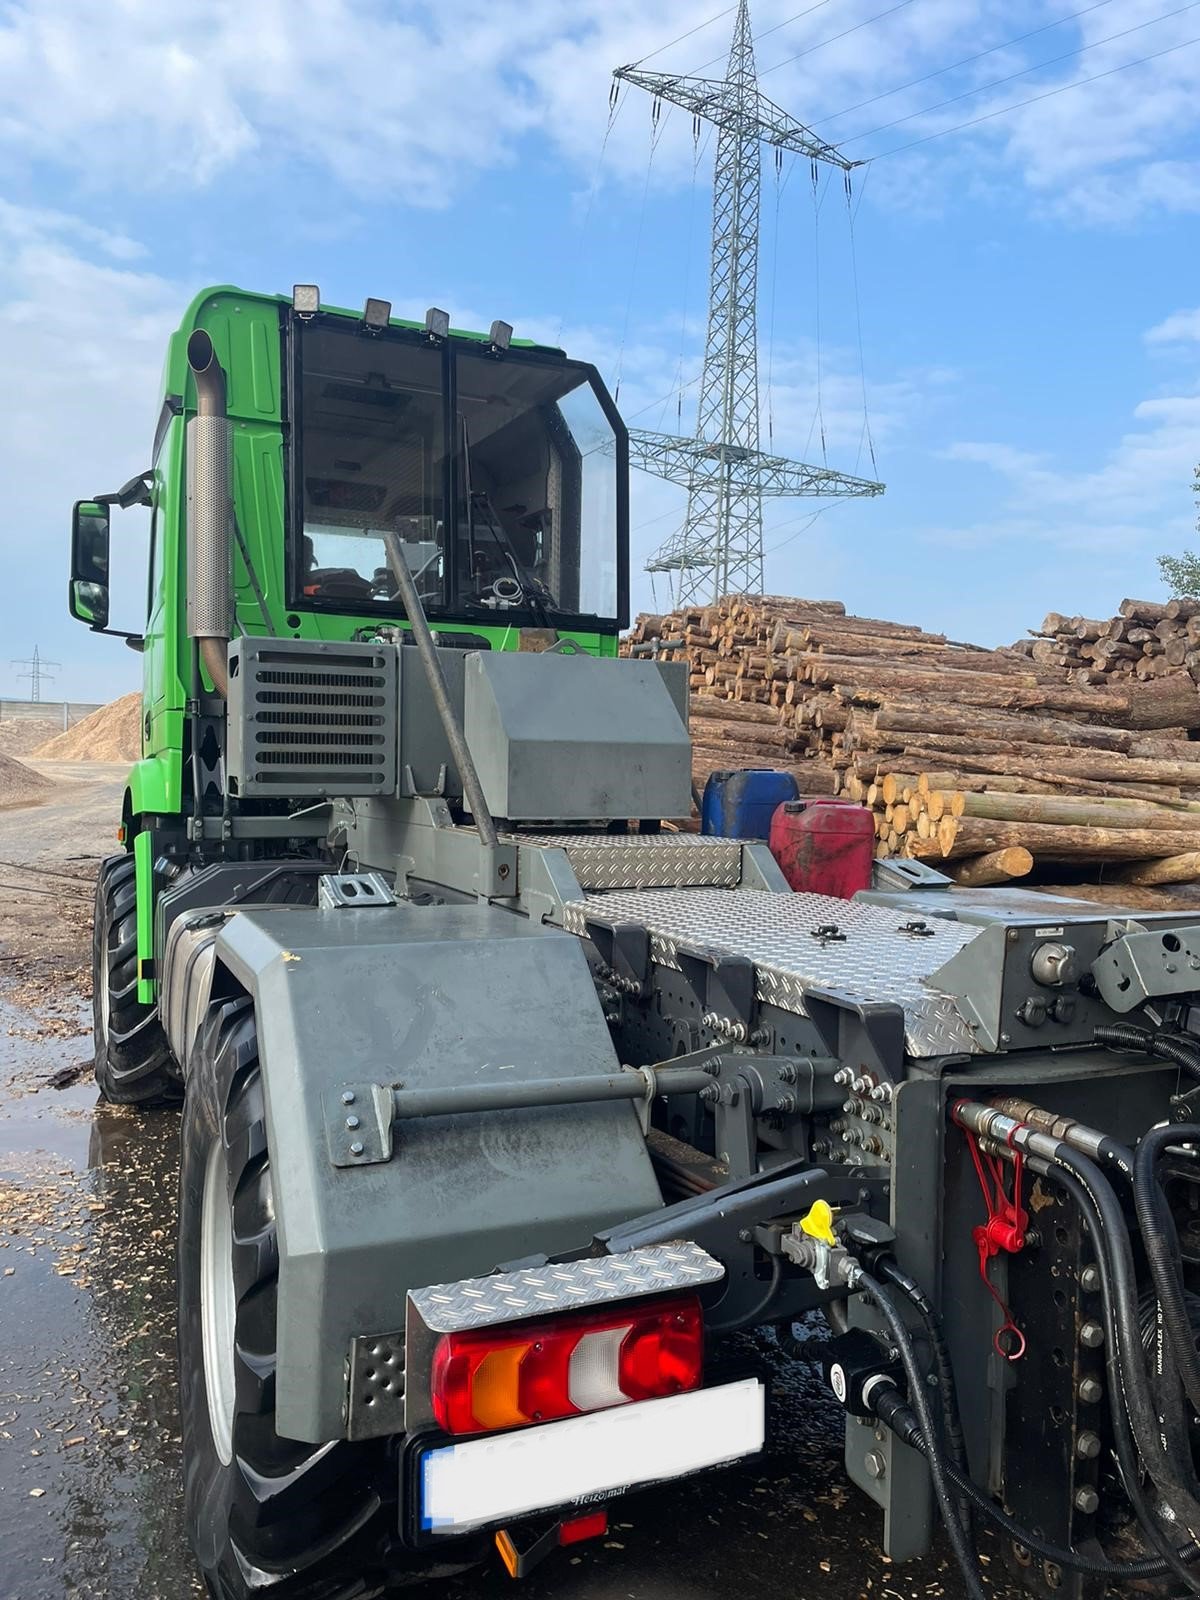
[227,636,398,797]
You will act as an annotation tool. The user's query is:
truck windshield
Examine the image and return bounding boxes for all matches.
[290,320,623,628]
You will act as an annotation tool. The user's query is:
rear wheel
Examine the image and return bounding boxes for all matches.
[92,853,178,1105]
[179,995,391,1600]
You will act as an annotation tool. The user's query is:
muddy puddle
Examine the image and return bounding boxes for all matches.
[0,990,197,1600]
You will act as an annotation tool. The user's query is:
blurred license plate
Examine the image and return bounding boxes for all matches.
[419,1377,766,1535]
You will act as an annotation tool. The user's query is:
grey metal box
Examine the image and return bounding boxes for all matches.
[227,636,398,798]
[462,651,692,821]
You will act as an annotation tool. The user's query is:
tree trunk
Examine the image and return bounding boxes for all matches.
[949,847,1034,886]
[958,791,1200,831]
[938,817,1200,861]
[1117,852,1200,886]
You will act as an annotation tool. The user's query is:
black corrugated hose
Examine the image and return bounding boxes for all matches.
[873,1258,971,1527]
[1094,1023,1200,1083]
[855,1272,988,1600]
[1135,1123,1200,1420]
[1042,1157,1200,1595]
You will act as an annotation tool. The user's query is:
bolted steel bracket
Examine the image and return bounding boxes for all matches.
[327,1083,394,1166]
[318,870,397,910]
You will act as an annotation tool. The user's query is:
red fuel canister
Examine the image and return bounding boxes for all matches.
[768,798,875,899]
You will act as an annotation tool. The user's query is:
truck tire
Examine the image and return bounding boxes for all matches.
[179,995,390,1600]
[92,853,179,1106]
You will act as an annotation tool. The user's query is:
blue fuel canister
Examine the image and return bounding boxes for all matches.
[701,768,800,839]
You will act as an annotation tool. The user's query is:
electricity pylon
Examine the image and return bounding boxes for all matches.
[12,645,59,703]
[615,0,884,606]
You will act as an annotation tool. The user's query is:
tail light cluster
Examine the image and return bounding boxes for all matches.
[430,1294,704,1437]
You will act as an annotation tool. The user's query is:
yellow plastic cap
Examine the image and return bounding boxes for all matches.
[800,1200,837,1247]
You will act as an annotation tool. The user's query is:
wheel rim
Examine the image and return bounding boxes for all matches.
[98,925,112,1046]
[200,1137,237,1466]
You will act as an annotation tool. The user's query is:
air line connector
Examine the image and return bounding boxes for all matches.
[782,1201,865,1292]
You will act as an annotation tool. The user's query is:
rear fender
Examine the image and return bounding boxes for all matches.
[206,901,664,1441]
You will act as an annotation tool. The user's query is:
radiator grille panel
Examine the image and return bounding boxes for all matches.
[228,638,398,797]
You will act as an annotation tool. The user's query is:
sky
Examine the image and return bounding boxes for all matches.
[3,0,1200,701]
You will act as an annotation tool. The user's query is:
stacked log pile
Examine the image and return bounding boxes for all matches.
[1013,597,1200,685]
[624,595,1200,887]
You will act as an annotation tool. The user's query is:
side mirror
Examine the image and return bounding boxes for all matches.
[69,500,110,630]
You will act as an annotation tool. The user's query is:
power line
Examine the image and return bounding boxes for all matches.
[865,30,1200,162]
[759,0,919,80]
[687,0,838,74]
[628,5,737,69]
[841,0,1200,146]
[809,0,1117,127]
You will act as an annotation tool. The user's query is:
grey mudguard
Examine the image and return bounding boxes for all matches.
[213,903,664,1441]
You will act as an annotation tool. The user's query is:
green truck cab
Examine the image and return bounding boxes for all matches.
[71,285,629,1020]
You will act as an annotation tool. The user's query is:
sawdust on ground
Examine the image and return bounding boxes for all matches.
[0,753,52,809]
[33,695,140,763]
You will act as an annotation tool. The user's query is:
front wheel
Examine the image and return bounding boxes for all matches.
[178,995,389,1600]
[92,853,179,1105]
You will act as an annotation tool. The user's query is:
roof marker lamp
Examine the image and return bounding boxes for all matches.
[425,307,451,340]
[489,319,513,351]
[292,284,320,319]
[363,297,391,331]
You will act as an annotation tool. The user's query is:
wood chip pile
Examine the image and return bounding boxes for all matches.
[624,595,1200,888]
[1015,597,1200,685]
[34,694,141,763]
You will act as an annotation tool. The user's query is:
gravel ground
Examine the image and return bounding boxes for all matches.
[0,767,1044,1600]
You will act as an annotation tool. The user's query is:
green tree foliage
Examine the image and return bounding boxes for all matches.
[1158,466,1200,596]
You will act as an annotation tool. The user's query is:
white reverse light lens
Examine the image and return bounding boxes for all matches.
[567,1326,627,1412]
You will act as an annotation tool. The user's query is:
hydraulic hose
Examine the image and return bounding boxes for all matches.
[955,1099,1200,1548]
[855,1272,988,1600]
[1094,1023,1200,1084]
[1038,1158,1200,1595]
[873,1258,970,1523]
[1047,1143,1200,1546]
[1135,1124,1200,1420]
[873,1388,1200,1581]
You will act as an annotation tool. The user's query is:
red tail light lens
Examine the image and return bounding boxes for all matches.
[431,1294,703,1437]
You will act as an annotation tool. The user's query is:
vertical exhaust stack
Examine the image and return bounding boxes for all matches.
[186,329,231,698]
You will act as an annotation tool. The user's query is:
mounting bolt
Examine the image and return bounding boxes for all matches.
[1078,1377,1103,1405]
[1074,1486,1100,1515]
[738,1228,753,1244]
[349,1140,365,1157]
[833,1067,853,1087]
[1076,1431,1101,1460]
[864,1450,886,1480]
[1080,1265,1101,1293]
[1079,1321,1104,1349]
[341,1090,356,1105]
[345,1115,361,1130]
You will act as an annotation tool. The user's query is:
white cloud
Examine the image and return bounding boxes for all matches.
[1147,306,1200,344]
[921,367,1200,634]
[0,1,1195,223]
[0,203,179,698]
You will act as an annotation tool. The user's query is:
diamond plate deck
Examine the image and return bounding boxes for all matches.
[562,888,983,1056]
[409,1240,725,1332]
[511,832,743,890]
